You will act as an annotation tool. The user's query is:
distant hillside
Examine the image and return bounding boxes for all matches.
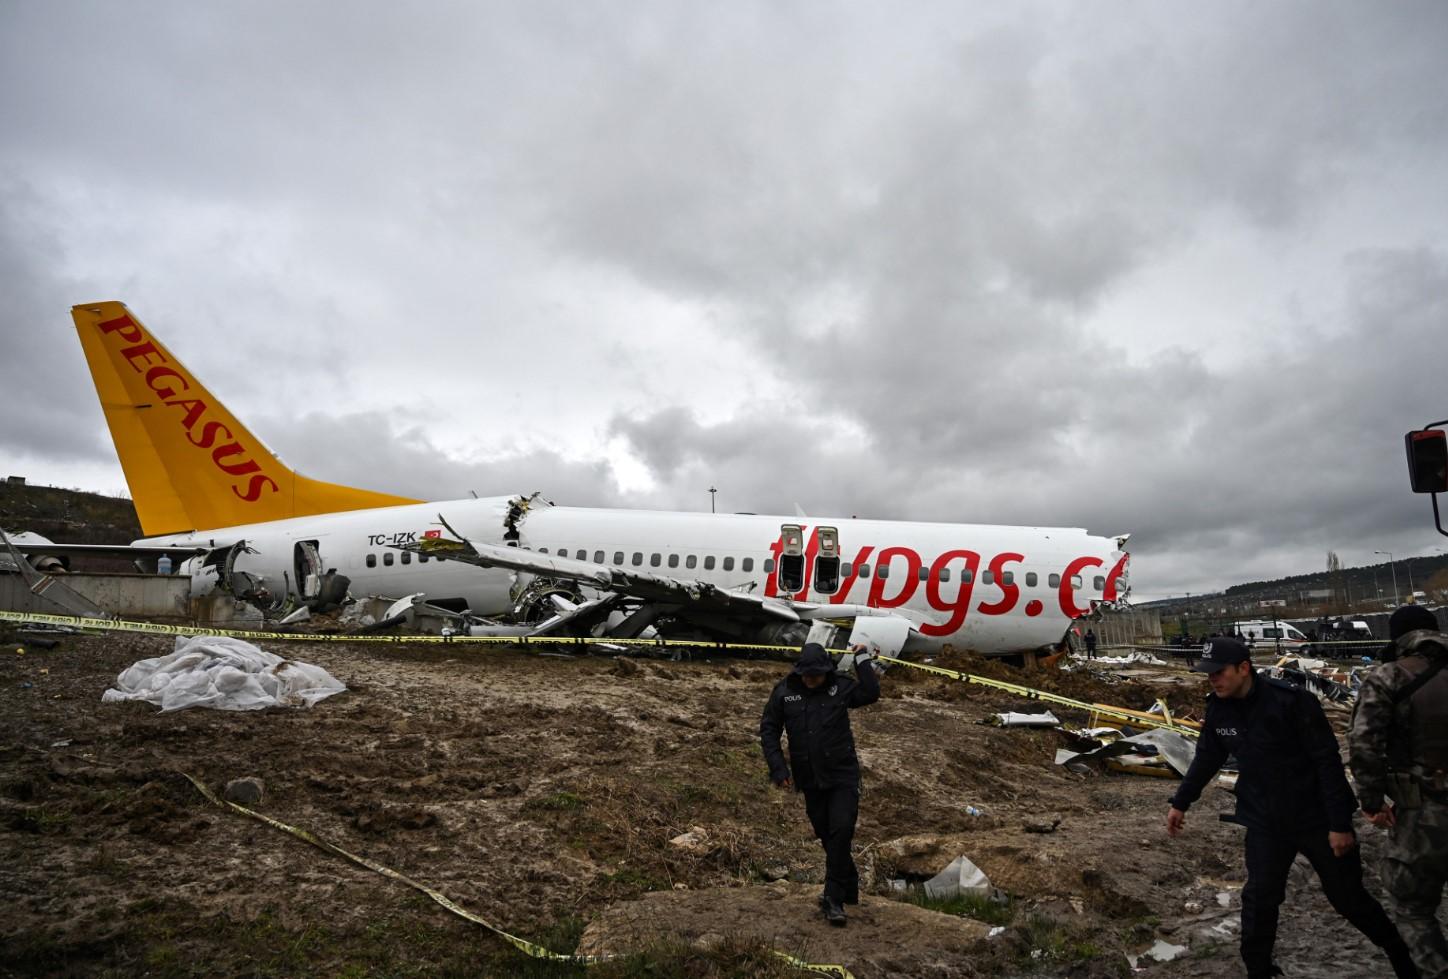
[0,480,142,572]
[1224,553,1448,607]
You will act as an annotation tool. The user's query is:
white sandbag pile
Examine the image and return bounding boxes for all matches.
[103,635,346,712]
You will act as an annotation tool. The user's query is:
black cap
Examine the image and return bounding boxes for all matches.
[792,642,835,676]
[1191,637,1251,673]
[1389,604,1437,640]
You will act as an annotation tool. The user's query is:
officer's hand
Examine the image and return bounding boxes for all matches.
[773,776,792,791]
[1364,806,1396,829]
[1328,830,1357,856]
[1166,807,1186,837]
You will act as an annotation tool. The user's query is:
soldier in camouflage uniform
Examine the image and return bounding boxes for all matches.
[1351,604,1448,979]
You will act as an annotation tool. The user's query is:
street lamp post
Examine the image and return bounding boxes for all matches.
[1375,551,1398,606]
[708,487,717,514]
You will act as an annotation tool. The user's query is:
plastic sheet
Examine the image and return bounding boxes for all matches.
[103,635,345,712]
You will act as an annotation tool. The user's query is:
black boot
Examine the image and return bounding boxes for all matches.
[824,897,847,927]
[1384,939,1420,979]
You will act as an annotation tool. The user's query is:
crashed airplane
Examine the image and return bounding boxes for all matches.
[12,302,1131,659]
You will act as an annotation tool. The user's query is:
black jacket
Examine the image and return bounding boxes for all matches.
[1170,671,1358,833]
[759,648,880,791]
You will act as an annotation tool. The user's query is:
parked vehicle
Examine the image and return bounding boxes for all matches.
[1230,619,1310,651]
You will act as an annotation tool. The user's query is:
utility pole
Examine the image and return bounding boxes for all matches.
[708,486,717,514]
[1375,551,1399,606]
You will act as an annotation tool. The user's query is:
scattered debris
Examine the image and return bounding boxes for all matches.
[989,710,1061,728]
[668,826,713,856]
[1055,728,1198,778]
[1127,938,1188,968]
[1081,651,1168,667]
[923,855,992,900]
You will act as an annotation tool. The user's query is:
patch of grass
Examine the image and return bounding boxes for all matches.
[1013,912,1107,968]
[7,804,72,834]
[598,866,669,892]
[527,790,587,812]
[899,888,1014,926]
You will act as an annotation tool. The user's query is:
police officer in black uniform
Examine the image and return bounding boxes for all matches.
[1166,637,1416,978]
[760,642,879,926]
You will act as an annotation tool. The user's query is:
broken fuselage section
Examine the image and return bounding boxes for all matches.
[137,492,1130,658]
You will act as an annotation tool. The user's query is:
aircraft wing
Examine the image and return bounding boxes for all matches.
[403,525,937,646]
[410,534,805,621]
[7,542,208,560]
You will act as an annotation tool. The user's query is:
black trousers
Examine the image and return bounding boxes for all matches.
[1241,826,1403,977]
[804,784,859,904]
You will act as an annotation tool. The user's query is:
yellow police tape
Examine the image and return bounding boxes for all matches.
[874,654,1200,737]
[4,609,1195,735]
[183,773,854,978]
[0,609,787,653]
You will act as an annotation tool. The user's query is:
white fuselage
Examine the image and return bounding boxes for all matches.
[143,496,1128,653]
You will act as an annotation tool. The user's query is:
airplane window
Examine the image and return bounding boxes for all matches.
[841,562,851,577]
[723,556,735,571]
[1049,573,1061,588]
[650,553,661,567]
[1002,571,1013,585]
[764,558,775,572]
[859,563,870,578]
[982,570,994,585]
[918,567,929,581]
[539,547,549,554]
[1026,572,1037,587]
[632,552,643,566]
[1071,575,1082,589]
[940,568,950,582]
[419,554,429,563]
[594,550,604,563]
[686,555,697,569]
[383,552,394,567]
[1093,576,1105,591]
[401,552,412,565]
[961,569,973,584]
[704,556,716,570]
[366,554,377,568]
[877,565,888,579]
[614,551,624,564]
[742,557,753,572]
[668,554,679,568]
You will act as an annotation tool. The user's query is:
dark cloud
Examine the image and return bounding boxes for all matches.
[0,182,114,461]
[2,2,1447,600]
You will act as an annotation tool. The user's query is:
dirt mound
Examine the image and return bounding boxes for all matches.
[578,882,991,978]
[885,645,1208,721]
[0,632,1419,978]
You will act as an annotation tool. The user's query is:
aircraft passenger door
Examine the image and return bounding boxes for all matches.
[294,540,323,602]
[813,526,840,595]
[778,524,806,593]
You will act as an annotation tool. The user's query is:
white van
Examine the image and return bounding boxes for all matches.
[1231,620,1309,650]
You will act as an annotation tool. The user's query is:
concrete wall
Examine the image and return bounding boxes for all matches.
[0,572,190,619]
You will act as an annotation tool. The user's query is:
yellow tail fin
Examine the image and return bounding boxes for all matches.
[73,301,420,536]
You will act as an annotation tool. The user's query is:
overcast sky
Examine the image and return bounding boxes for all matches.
[3,1,1447,601]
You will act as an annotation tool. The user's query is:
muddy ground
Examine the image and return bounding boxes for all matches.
[0,632,1433,978]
